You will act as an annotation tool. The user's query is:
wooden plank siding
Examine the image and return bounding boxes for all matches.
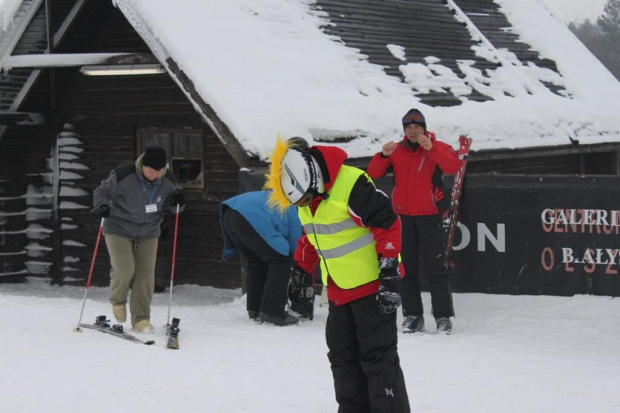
[0,158,28,282]
[0,0,242,288]
[349,142,620,176]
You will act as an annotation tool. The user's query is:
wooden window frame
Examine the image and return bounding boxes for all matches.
[137,128,206,190]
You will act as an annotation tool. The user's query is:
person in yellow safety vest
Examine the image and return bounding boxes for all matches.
[265,137,410,413]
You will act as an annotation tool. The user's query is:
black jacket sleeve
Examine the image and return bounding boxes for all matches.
[348,173,402,258]
[348,174,396,230]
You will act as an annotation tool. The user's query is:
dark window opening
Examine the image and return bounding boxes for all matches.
[171,158,203,189]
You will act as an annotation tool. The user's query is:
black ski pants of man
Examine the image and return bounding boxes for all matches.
[223,208,292,316]
[327,294,410,413]
[399,214,454,318]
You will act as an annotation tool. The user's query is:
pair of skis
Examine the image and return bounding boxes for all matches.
[78,316,180,348]
[444,135,473,270]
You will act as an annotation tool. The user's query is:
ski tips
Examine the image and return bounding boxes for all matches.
[166,337,180,350]
[166,317,181,350]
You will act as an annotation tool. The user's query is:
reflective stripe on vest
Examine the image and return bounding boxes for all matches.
[303,226,375,260]
[302,219,358,235]
[298,166,379,289]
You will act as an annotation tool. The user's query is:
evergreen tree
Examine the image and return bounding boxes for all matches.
[597,0,620,79]
[567,1,620,81]
[569,19,604,55]
[598,0,620,38]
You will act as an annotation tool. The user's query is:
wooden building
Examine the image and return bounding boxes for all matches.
[0,0,618,288]
[0,0,247,287]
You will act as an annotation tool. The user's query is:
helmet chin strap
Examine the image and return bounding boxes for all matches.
[309,157,329,201]
[311,157,325,194]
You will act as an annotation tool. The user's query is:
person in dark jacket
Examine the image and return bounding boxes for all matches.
[265,137,410,412]
[220,190,302,326]
[91,146,185,333]
[367,108,460,334]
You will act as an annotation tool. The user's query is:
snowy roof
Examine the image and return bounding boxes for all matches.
[5,0,620,159]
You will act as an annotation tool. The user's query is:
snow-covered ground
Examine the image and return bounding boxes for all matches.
[1,277,619,412]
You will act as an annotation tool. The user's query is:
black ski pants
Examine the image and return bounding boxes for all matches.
[326,294,410,413]
[399,214,454,319]
[223,208,292,315]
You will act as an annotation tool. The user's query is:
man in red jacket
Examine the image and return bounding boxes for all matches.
[367,109,460,334]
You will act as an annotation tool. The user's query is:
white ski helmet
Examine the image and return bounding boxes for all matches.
[280,149,324,206]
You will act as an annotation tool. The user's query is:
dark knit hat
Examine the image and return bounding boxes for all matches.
[142,146,167,170]
[402,108,426,131]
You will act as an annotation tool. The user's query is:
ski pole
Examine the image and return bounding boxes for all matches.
[166,204,180,328]
[75,217,105,332]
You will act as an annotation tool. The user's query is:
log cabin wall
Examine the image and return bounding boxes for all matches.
[1,0,242,288]
[0,156,28,283]
[0,2,53,283]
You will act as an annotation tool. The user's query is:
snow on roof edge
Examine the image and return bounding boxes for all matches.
[112,0,620,160]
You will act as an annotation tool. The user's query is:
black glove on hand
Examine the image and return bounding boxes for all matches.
[377,257,401,315]
[171,190,185,208]
[288,264,315,320]
[90,204,110,218]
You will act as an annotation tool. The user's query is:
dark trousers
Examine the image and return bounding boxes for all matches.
[399,214,454,319]
[327,295,410,413]
[223,208,292,315]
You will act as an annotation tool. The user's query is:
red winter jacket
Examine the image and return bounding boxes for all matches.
[367,132,460,216]
[294,145,403,306]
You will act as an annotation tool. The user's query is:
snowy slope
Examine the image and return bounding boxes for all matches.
[1,278,619,412]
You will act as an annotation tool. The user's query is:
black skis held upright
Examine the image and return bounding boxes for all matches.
[444,136,473,270]
[79,316,155,345]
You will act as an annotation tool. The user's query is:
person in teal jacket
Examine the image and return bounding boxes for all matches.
[220,190,302,326]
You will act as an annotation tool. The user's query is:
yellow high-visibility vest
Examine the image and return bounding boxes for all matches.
[298,166,380,289]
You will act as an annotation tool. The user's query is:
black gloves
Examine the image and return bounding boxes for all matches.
[171,190,185,208]
[377,257,401,314]
[90,204,110,218]
[288,264,315,320]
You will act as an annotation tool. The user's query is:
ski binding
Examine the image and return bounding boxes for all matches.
[78,315,155,345]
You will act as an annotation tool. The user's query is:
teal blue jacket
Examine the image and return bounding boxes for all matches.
[220,191,301,260]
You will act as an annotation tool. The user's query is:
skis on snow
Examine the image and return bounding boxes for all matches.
[78,315,155,345]
[78,316,182,348]
[444,136,473,270]
[166,318,181,350]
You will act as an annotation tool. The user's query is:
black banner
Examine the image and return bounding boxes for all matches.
[449,174,620,297]
[241,171,620,297]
